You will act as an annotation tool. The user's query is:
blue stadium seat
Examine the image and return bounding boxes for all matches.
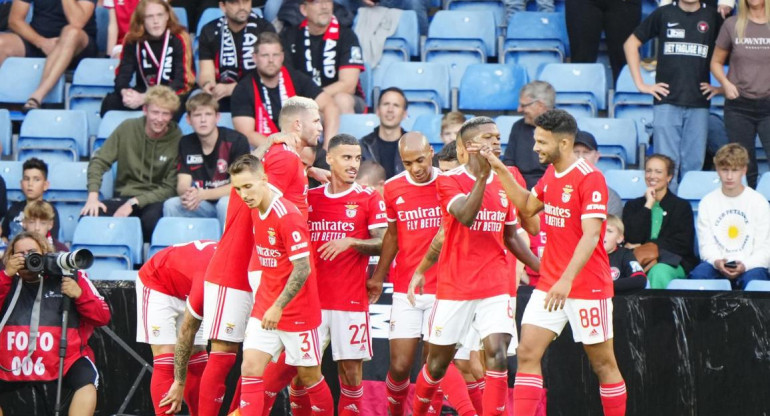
[678,171,746,212]
[382,10,420,60]
[94,110,143,153]
[538,63,607,117]
[177,112,234,135]
[604,170,646,201]
[0,161,25,204]
[744,280,770,292]
[458,64,528,111]
[18,110,89,162]
[0,58,66,121]
[47,162,114,202]
[148,218,221,259]
[197,8,224,36]
[54,202,83,243]
[446,0,506,33]
[610,65,655,130]
[87,258,132,279]
[95,6,109,55]
[72,217,144,267]
[575,117,639,169]
[69,58,120,140]
[501,12,568,80]
[0,109,10,156]
[339,114,381,140]
[494,115,523,147]
[757,172,770,200]
[105,269,140,281]
[172,7,189,28]
[359,62,373,108]
[379,62,450,116]
[666,279,732,291]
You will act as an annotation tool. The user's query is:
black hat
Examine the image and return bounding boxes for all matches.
[574,130,597,151]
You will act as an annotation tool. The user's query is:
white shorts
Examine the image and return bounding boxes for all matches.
[428,295,516,348]
[243,318,323,367]
[202,281,253,343]
[136,277,207,345]
[389,293,436,341]
[521,289,614,345]
[453,298,519,358]
[318,310,372,361]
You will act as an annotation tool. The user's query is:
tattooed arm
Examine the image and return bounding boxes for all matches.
[261,256,311,330]
[159,309,202,413]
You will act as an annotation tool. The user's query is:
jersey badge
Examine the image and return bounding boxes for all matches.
[217,158,229,173]
[499,190,509,207]
[152,326,160,337]
[268,228,277,245]
[433,326,443,337]
[345,204,359,218]
[697,21,709,33]
[611,266,620,281]
[561,185,574,203]
[225,323,235,334]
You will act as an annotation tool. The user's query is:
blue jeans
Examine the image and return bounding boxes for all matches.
[688,261,769,290]
[653,104,709,192]
[162,196,229,232]
[336,0,430,35]
[504,0,554,18]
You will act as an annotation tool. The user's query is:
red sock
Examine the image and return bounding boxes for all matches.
[599,381,627,416]
[262,354,298,416]
[412,366,442,416]
[385,372,410,416]
[306,377,335,416]
[183,351,208,416]
[229,377,242,414]
[339,382,364,416]
[290,380,313,416]
[441,364,476,416]
[239,376,265,416]
[150,353,175,416]
[512,373,543,416]
[467,380,484,415]
[198,351,236,416]
[482,370,508,416]
[430,387,444,414]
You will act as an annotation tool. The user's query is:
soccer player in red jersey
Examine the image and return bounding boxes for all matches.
[305,134,386,416]
[136,240,217,416]
[407,117,540,416]
[229,154,334,416]
[482,109,626,416]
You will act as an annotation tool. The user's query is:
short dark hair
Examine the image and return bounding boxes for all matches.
[458,116,496,144]
[327,134,360,151]
[358,161,386,184]
[22,158,48,179]
[533,109,578,137]
[378,87,408,110]
[436,141,457,162]
[646,153,676,177]
[256,31,282,49]
[229,154,264,176]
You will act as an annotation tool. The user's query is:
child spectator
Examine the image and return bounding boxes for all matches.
[605,214,647,292]
[435,140,459,172]
[1,158,60,242]
[440,111,465,144]
[22,200,67,251]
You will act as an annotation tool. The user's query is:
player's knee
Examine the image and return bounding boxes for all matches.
[241,358,261,377]
[588,353,619,379]
[484,348,508,371]
[389,355,412,378]
[516,341,543,365]
[296,368,323,386]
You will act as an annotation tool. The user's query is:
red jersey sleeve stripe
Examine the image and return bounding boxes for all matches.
[340,64,366,70]
[581,213,607,220]
[288,252,310,261]
[368,223,387,230]
[187,299,203,320]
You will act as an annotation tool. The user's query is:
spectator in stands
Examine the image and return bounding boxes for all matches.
[623,154,697,289]
[100,0,195,120]
[436,140,459,172]
[336,0,429,36]
[231,31,340,148]
[0,0,98,112]
[356,160,385,195]
[604,214,647,293]
[104,0,139,58]
[21,200,67,251]
[0,232,110,416]
[690,144,770,289]
[624,0,721,191]
[566,0,641,83]
[1,158,60,243]
[359,87,408,179]
[572,130,624,218]
[163,93,250,230]
[197,0,276,112]
[282,0,366,114]
[502,80,553,189]
[83,86,182,242]
[711,0,770,188]
[440,111,465,145]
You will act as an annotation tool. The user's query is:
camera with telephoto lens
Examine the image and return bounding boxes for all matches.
[25,250,94,276]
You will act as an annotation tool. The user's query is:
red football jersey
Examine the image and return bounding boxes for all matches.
[532,159,613,299]
[204,188,254,292]
[250,196,321,331]
[263,143,309,219]
[383,168,442,294]
[307,183,387,311]
[139,240,218,300]
[436,166,519,300]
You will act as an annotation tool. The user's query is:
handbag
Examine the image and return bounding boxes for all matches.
[633,242,659,272]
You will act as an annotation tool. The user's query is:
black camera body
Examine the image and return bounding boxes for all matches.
[25,250,94,276]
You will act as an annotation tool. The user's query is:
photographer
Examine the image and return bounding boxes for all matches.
[0,232,111,416]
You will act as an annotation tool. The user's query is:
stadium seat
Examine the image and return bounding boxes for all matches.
[458,64,528,111]
[54,202,83,243]
[0,58,66,121]
[0,161,25,204]
[148,217,221,259]
[94,110,143,153]
[339,114,381,140]
[0,109,10,156]
[575,117,639,169]
[494,115,523,147]
[744,280,770,292]
[538,63,607,117]
[446,0,506,33]
[105,269,140,281]
[382,10,420,61]
[87,258,132,279]
[68,58,120,140]
[177,112,234,135]
[666,279,732,291]
[378,62,450,116]
[411,113,474,146]
[18,110,89,162]
[197,8,225,36]
[360,62,373,108]
[604,170,646,201]
[610,65,655,129]
[678,171,746,212]
[501,12,568,80]
[757,172,770,200]
[172,6,189,28]
[72,217,144,267]
[47,162,114,202]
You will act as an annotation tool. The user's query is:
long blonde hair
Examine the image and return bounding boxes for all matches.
[735,0,770,40]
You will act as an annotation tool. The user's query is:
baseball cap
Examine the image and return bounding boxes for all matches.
[574,130,597,151]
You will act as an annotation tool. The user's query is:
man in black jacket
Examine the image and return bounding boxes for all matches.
[359,87,408,179]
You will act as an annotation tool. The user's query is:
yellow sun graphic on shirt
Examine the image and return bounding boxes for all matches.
[728,225,740,239]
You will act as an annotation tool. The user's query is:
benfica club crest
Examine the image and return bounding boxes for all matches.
[267,228,277,245]
[499,190,509,207]
[562,185,574,203]
[225,323,235,334]
[345,204,359,218]
[152,326,160,337]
